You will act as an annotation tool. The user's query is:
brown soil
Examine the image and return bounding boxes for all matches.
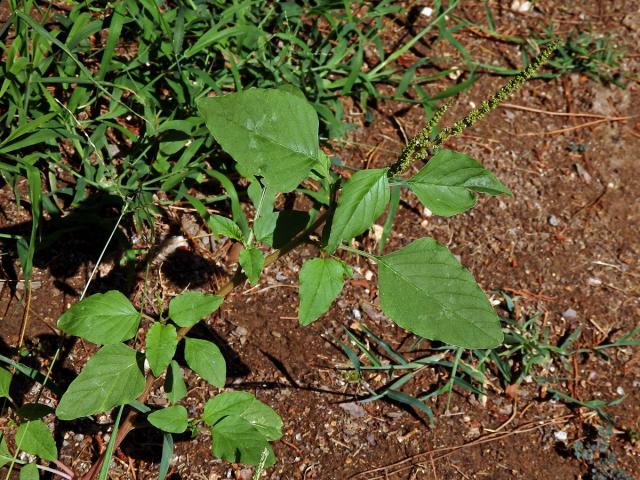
[1,1,639,479]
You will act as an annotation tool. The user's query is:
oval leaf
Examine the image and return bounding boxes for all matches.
[164,360,187,404]
[148,406,188,434]
[0,367,11,398]
[203,391,282,441]
[15,420,57,461]
[183,338,226,388]
[146,323,178,376]
[56,344,146,420]
[407,149,511,217]
[57,291,140,345]
[19,462,39,480]
[239,246,264,285]
[198,88,319,192]
[377,238,503,348]
[327,168,390,252]
[169,292,223,328]
[211,416,275,467]
[298,258,352,325]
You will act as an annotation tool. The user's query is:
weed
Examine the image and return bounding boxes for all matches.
[573,426,634,480]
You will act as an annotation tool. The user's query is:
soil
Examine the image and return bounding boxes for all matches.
[1,1,639,479]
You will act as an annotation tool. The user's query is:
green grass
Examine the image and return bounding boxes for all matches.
[338,292,639,423]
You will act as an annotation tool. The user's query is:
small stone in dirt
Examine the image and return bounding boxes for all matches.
[548,215,560,226]
[352,308,361,320]
[587,276,602,286]
[339,402,366,418]
[616,386,625,395]
[562,308,577,319]
[275,272,287,282]
[234,326,248,337]
[553,431,568,442]
[271,330,282,338]
[295,432,302,441]
[511,0,532,13]
[237,468,253,480]
[367,432,376,445]
[420,6,433,17]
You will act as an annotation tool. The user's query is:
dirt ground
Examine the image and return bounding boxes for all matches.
[1,1,639,479]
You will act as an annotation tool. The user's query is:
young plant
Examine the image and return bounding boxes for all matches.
[0,42,561,478]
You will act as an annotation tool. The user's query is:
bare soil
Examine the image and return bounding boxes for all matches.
[1,1,639,479]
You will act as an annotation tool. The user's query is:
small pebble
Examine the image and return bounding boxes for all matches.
[420,6,433,17]
[616,386,625,395]
[295,433,302,441]
[271,331,282,338]
[562,308,577,319]
[588,276,602,286]
[511,0,532,13]
[275,272,288,282]
[554,431,568,442]
[339,402,366,418]
[364,270,374,281]
[352,308,362,320]
[548,215,560,226]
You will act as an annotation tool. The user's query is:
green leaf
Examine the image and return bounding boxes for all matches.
[377,238,503,349]
[184,338,226,388]
[169,292,223,328]
[327,169,390,252]
[208,214,244,242]
[0,367,11,398]
[202,391,282,441]
[239,246,264,285]
[57,291,140,345]
[198,88,319,192]
[20,462,39,480]
[298,258,352,326]
[148,406,188,434]
[15,420,57,461]
[146,323,178,376]
[56,344,146,420]
[164,361,187,404]
[16,404,54,421]
[407,149,511,217]
[211,416,275,466]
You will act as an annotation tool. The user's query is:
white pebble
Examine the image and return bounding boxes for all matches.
[352,308,362,320]
[364,270,374,281]
[421,6,434,17]
[616,386,625,395]
[588,276,602,286]
[562,308,577,319]
[511,0,532,13]
[554,431,568,441]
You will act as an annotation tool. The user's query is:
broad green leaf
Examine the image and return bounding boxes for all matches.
[148,406,188,434]
[15,420,57,461]
[184,338,226,388]
[0,435,12,468]
[211,416,275,466]
[16,404,54,421]
[407,149,511,217]
[164,361,187,404]
[198,88,319,192]
[208,214,243,242]
[202,391,282,441]
[239,246,264,285]
[327,169,390,252]
[145,323,178,376]
[169,292,223,328]
[298,258,352,325]
[377,238,503,349]
[0,367,11,398]
[20,462,39,480]
[57,291,140,345]
[56,344,146,420]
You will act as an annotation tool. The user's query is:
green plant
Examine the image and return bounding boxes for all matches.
[337,292,639,421]
[0,37,563,478]
[573,426,634,480]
